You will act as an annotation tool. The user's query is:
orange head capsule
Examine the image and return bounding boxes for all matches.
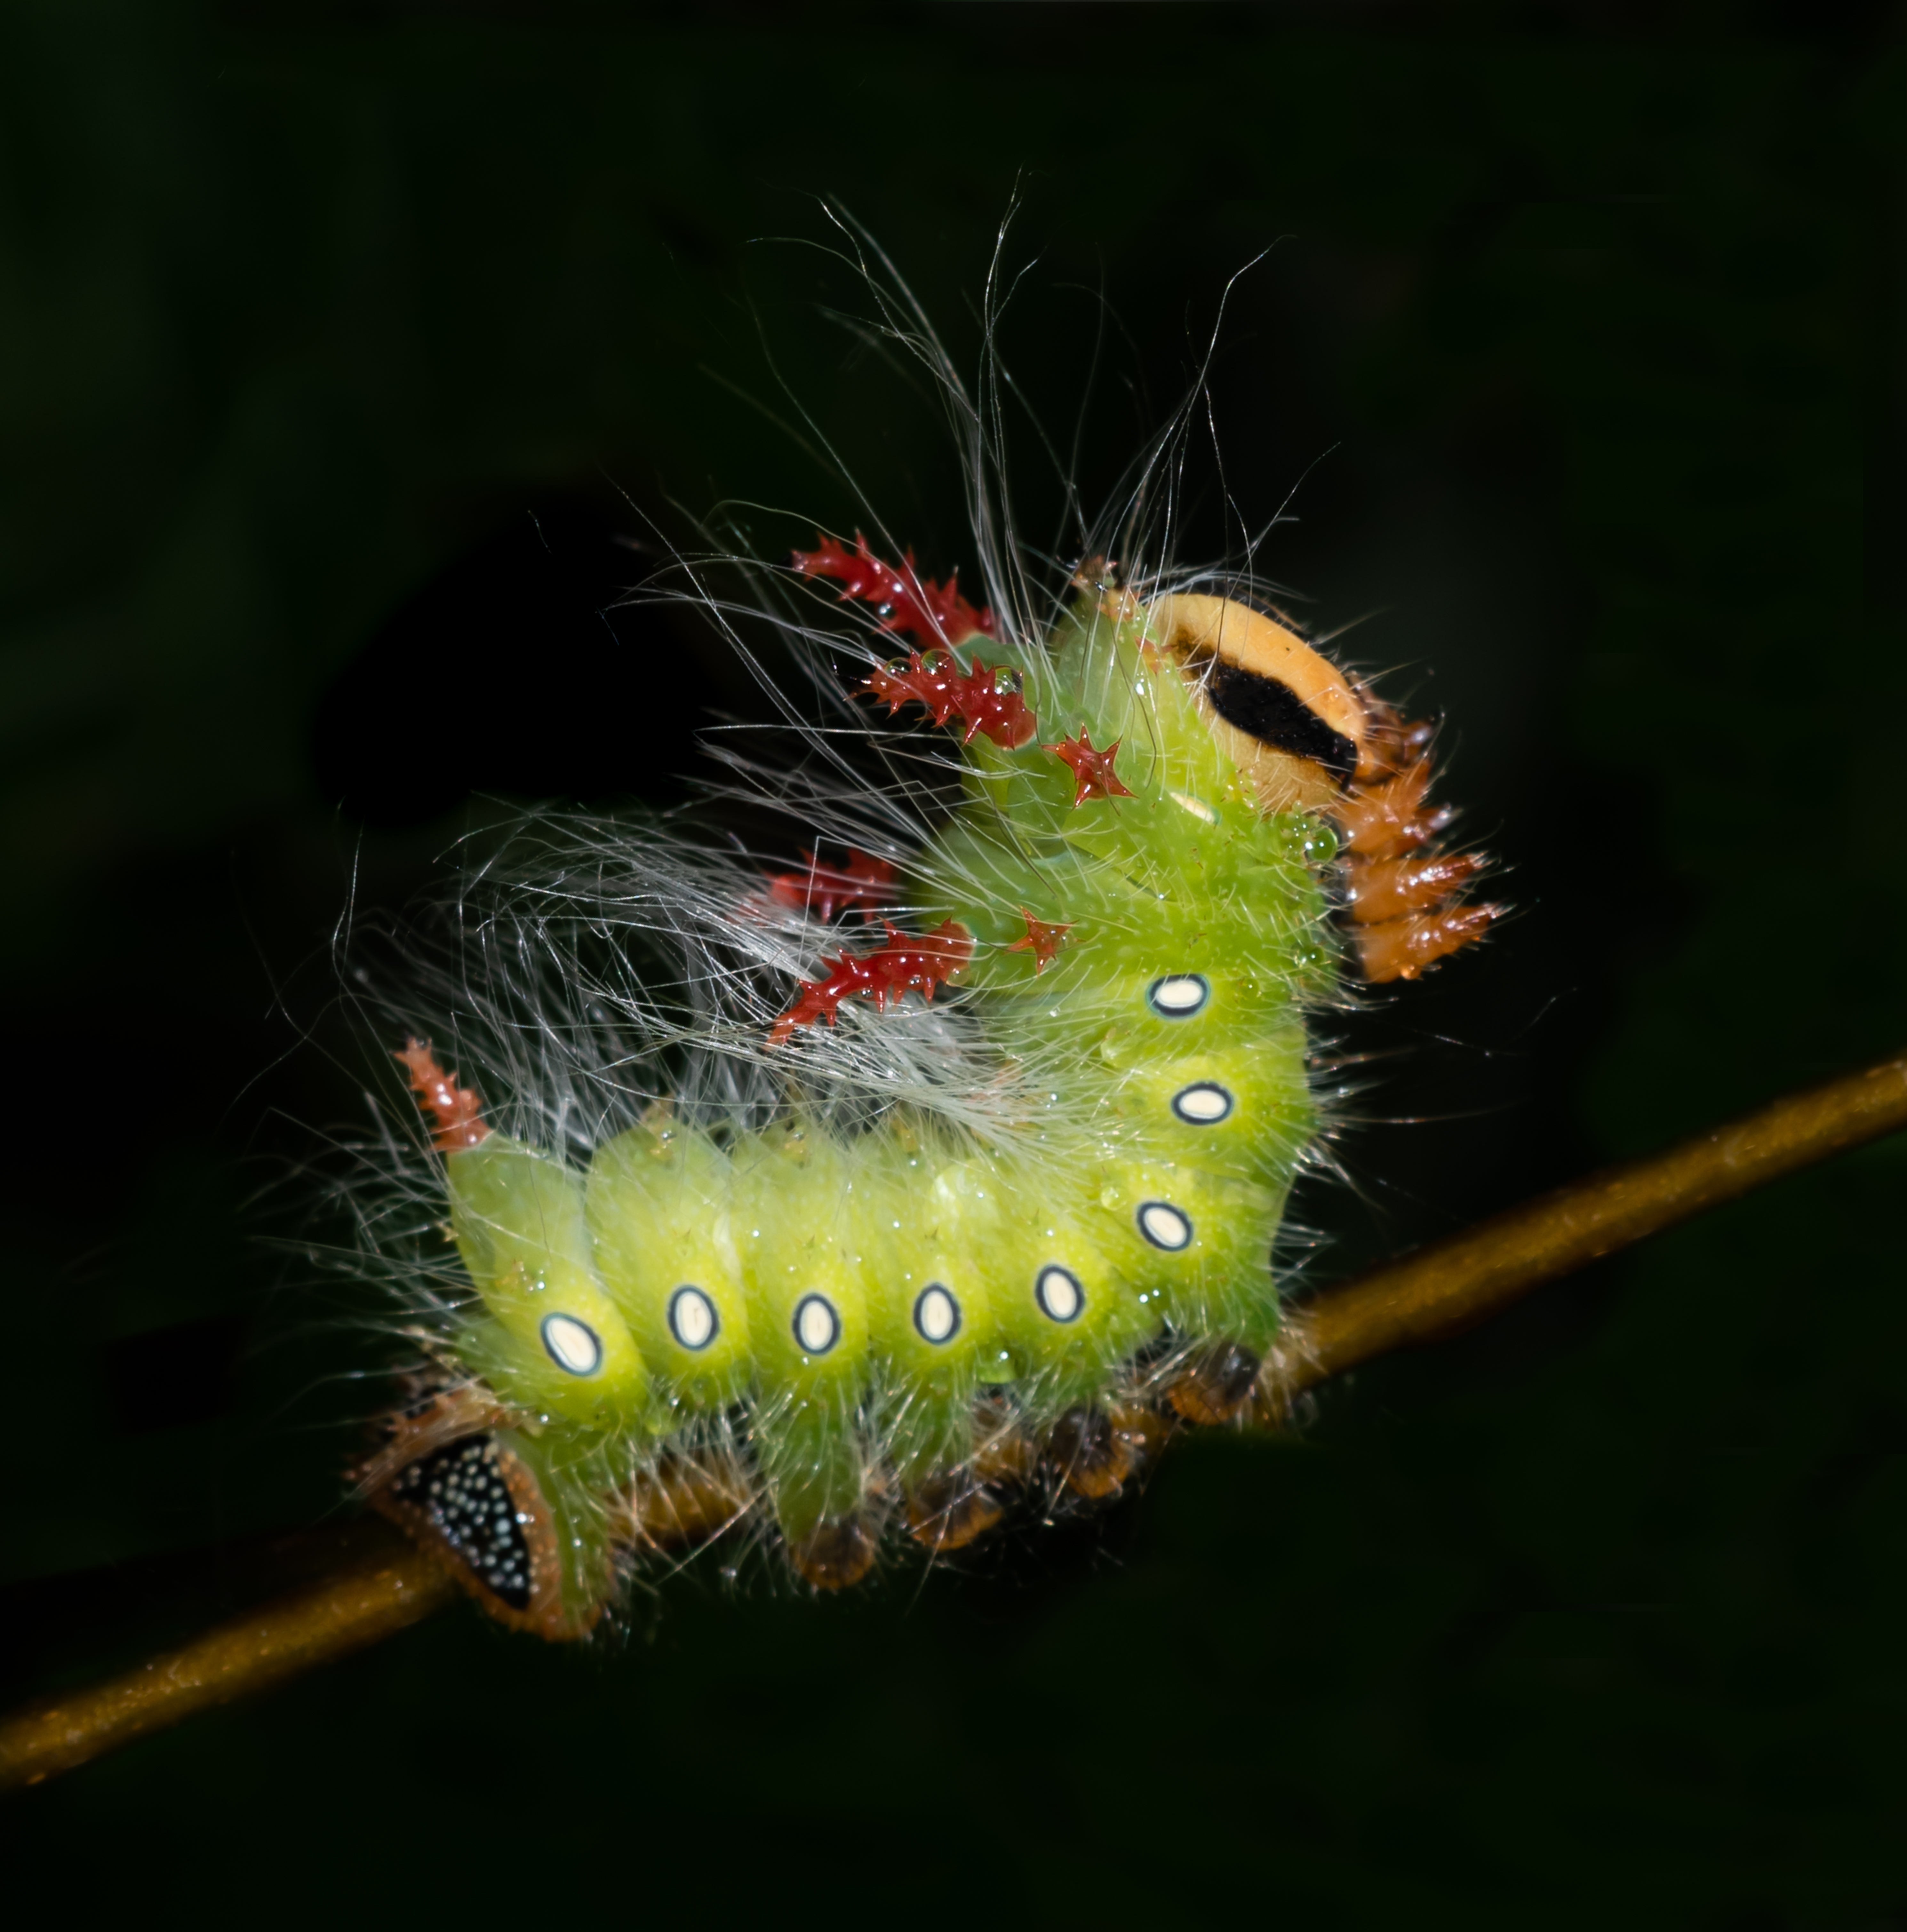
[1145,592,1371,814]
[1145,591,1500,982]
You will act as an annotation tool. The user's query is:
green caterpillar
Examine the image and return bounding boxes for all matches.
[354,534,1494,1635]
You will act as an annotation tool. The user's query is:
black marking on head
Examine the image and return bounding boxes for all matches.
[1204,660,1357,782]
[388,1435,532,1611]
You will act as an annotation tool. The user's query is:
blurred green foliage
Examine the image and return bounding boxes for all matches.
[2,3,1903,1924]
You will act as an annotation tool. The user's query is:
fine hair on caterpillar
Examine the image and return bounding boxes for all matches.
[318,218,1501,1629]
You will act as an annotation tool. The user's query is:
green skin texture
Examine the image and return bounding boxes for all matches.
[433,595,1342,1612]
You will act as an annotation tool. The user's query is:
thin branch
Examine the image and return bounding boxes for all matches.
[1270,1046,1907,1395]
[5,1046,1903,1794]
[1,1533,453,1791]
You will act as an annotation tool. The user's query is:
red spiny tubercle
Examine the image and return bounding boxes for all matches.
[793,532,996,647]
[1005,908,1072,974]
[770,921,975,1046]
[397,1040,490,1150]
[1046,729,1133,806]
[864,649,1038,751]
[766,849,897,924]
[793,531,1037,753]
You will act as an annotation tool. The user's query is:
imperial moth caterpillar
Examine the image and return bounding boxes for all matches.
[334,311,1501,1633]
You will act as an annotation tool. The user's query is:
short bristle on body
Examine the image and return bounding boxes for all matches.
[350,499,1496,1627]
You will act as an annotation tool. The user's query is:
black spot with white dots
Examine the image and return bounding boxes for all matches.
[388,1435,532,1610]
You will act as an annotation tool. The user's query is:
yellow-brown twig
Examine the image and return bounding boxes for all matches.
[4,1046,1903,1794]
[0,1532,455,1791]
[1273,1048,1907,1395]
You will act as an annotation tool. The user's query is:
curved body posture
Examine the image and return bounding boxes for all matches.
[359,541,1495,1629]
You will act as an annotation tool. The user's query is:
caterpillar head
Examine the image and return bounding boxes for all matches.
[1137,590,1497,982]
[1144,592,1375,816]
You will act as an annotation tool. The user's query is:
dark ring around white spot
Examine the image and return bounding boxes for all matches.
[792,1292,841,1356]
[667,1284,719,1352]
[1034,1264,1084,1324]
[1170,1080,1234,1125]
[913,1283,962,1345]
[1137,1201,1194,1252]
[540,1312,604,1376]
[1147,973,1210,1018]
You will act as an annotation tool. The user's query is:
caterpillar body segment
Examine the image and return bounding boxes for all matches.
[360,546,1496,1631]
[584,1120,754,1414]
[849,1137,1002,1485]
[442,1137,649,1427]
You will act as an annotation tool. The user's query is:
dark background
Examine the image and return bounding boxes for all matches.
[3,3,1904,1923]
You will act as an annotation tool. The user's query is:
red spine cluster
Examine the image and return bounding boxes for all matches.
[864,649,1038,750]
[766,848,897,924]
[794,532,1037,751]
[770,920,975,1045]
[792,532,996,645]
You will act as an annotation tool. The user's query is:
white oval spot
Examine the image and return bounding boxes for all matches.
[1171,1081,1234,1125]
[1147,974,1210,1018]
[667,1285,719,1352]
[540,1313,603,1377]
[1168,790,1217,824]
[1137,1201,1193,1252]
[793,1293,840,1356]
[913,1283,961,1345]
[1034,1265,1084,1324]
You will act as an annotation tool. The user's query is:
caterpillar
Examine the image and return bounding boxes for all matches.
[339,376,1498,1634]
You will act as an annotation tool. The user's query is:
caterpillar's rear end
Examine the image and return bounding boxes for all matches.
[350,535,1497,1630]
